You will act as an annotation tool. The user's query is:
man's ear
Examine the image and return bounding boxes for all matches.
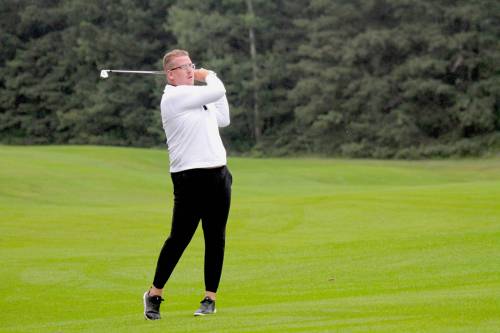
[167,71,174,84]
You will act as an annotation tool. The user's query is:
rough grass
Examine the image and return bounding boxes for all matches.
[0,145,499,332]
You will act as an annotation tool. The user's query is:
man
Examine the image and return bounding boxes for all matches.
[143,49,232,319]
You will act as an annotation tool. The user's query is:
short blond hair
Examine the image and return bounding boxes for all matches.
[163,49,189,71]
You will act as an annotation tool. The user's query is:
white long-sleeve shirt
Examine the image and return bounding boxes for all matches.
[160,72,230,172]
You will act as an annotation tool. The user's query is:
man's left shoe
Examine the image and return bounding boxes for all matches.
[194,297,216,316]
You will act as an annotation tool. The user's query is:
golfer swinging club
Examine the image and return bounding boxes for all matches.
[143,49,232,319]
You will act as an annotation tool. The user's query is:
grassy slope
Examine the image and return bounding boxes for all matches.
[0,145,499,332]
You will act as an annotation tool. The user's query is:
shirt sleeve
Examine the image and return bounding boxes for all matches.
[168,73,226,112]
[212,95,230,127]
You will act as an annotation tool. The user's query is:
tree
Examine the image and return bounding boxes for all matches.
[245,0,261,143]
[0,0,176,146]
[288,0,500,157]
[0,0,70,143]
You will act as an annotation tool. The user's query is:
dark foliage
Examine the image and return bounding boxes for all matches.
[1,0,499,158]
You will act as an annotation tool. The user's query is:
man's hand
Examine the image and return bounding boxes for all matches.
[194,68,210,82]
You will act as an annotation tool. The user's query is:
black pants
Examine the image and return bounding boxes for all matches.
[152,166,232,292]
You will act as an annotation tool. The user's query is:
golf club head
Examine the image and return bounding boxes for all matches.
[100,70,109,79]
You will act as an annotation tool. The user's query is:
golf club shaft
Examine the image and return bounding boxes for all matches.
[105,70,164,75]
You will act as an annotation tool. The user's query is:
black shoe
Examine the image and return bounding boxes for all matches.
[194,297,216,316]
[143,291,164,320]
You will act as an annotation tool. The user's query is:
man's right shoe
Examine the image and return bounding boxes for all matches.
[143,291,164,320]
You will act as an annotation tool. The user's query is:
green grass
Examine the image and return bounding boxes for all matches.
[1,145,499,332]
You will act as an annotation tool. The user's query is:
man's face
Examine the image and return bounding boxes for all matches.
[167,55,195,86]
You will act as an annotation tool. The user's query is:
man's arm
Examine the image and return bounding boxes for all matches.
[169,70,226,111]
[198,69,229,127]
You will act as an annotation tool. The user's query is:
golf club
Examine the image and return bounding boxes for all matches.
[100,69,164,79]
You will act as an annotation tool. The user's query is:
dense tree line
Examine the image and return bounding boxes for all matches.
[1,0,499,158]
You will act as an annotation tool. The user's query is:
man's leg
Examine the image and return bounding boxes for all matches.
[195,167,232,316]
[145,171,201,319]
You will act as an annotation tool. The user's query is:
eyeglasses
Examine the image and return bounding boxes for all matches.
[169,63,196,71]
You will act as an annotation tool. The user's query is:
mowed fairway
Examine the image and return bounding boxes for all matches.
[1,145,499,332]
